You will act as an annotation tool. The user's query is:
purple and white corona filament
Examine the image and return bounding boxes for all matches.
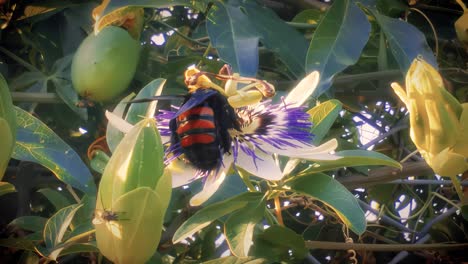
[157,100,314,176]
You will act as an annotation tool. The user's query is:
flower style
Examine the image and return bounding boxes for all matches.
[107,70,340,206]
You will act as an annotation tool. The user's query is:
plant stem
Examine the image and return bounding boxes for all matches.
[274,196,284,226]
[155,21,209,47]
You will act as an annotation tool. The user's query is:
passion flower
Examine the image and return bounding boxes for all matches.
[71,26,140,102]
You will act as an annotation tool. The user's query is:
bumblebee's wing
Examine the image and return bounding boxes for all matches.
[173,89,218,118]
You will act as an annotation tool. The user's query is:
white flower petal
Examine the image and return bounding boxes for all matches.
[189,155,234,206]
[236,148,283,181]
[106,110,134,133]
[106,110,170,142]
[168,158,198,188]
[260,139,340,161]
[284,71,320,107]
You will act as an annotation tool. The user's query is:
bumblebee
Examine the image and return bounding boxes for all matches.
[130,65,275,172]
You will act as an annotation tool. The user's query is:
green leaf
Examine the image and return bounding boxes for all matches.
[37,188,73,211]
[43,204,83,249]
[308,99,342,144]
[173,192,263,243]
[58,242,98,257]
[306,0,371,96]
[101,0,206,18]
[0,181,16,196]
[155,169,172,216]
[51,55,87,120]
[0,238,36,251]
[287,173,366,235]
[202,256,269,264]
[18,250,40,263]
[292,9,324,24]
[72,194,96,226]
[0,119,13,179]
[252,225,307,262]
[0,74,16,178]
[52,79,87,120]
[207,2,259,76]
[12,107,96,195]
[125,78,166,124]
[89,149,109,174]
[66,222,95,240]
[224,198,265,257]
[370,9,437,72]
[242,1,309,78]
[9,216,47,232]
[106,92,135,153]
[10,72,46,91]
[89,149,110,174]
[309,149,402,172]
[95,187,164,264]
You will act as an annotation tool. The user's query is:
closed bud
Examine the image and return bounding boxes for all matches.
[94,118,171,264]
[391,57,468,176]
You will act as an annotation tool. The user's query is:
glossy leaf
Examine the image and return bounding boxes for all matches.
[59,242,99,257]
[287,173,366,234]
[0,181,16,196]
[125,78,166,124]
[9,216,47,233]
[72,194,96,227]
[252,225,307,262]
[0,238,36,251]
[308,99,342,144]
[37,188,72,211]
[370,9,437,72]
[306,0,371,96]
[52,78,87,120]
[43,204,83,249]
[0,119,13,179]
[0,74,16,178]
[89,149,109,174]
[9,71,46,91]
[309,149,402,172]
[95,187,164,264]
[242,1,308,78]
[207,2,259,76]
[292,9,324,24]
[100,0,206,18]
[155,169,172,215]
[173,192,263,243]
[12,107,96,195]
[224,198,265,257]
[0,74,15,139]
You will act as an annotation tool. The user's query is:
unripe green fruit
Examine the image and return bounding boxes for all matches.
[71,26,140,102]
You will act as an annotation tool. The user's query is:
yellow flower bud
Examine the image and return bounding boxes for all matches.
[391,58,468,177]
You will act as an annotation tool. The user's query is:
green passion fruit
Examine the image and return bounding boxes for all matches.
[71,26,140,102]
